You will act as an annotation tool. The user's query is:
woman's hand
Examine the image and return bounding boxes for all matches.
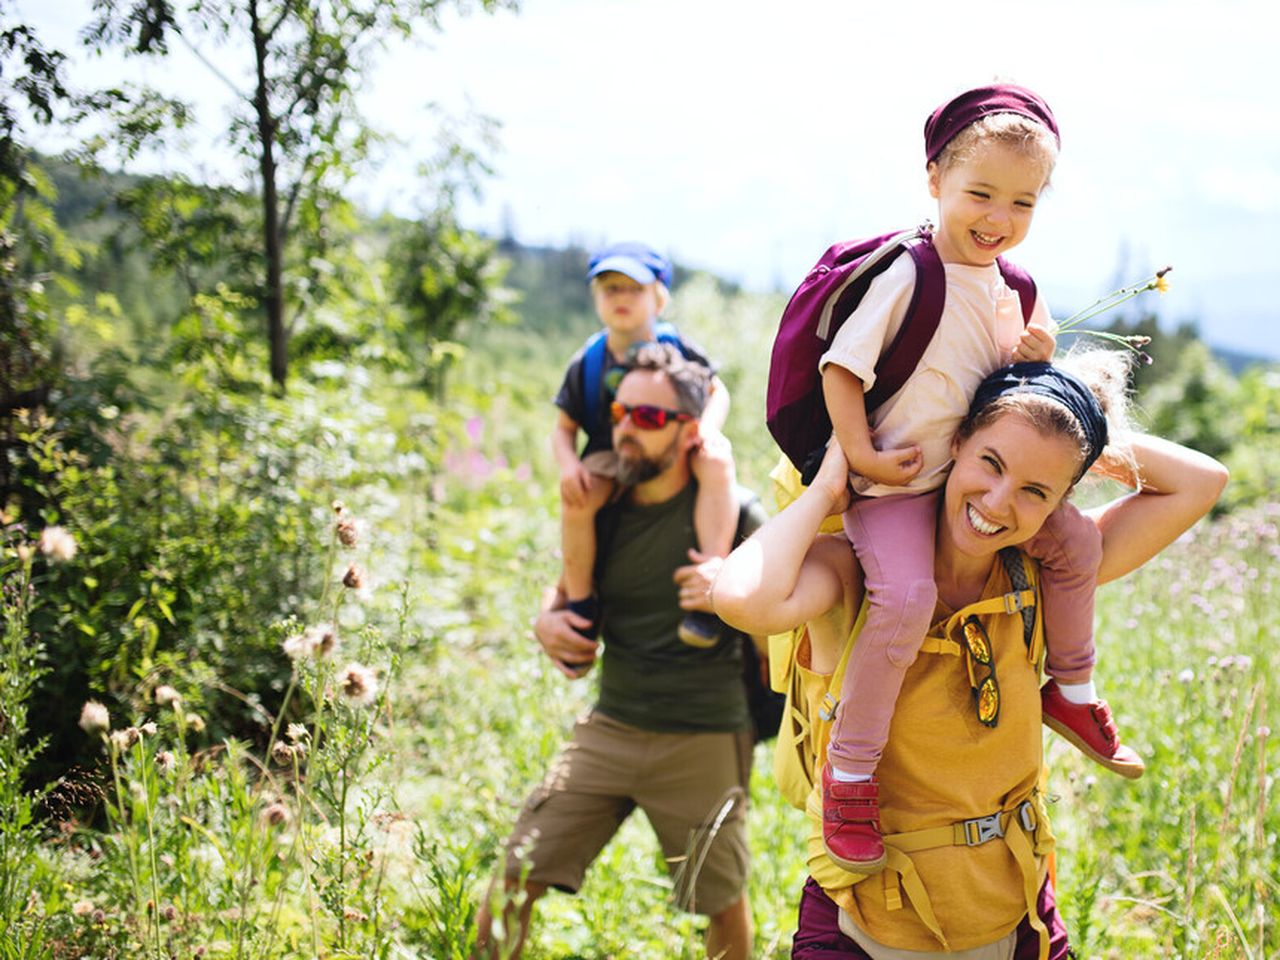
[1090,433,1228,584]
[812,440,855,514]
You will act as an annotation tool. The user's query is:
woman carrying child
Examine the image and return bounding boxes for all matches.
[814,83,1141,872]
[714,355,1227,958]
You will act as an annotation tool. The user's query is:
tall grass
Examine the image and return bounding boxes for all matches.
[1,280,1274,957]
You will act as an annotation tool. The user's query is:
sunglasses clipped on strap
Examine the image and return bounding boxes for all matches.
[960,615,1001,727]
[609,401,694,430]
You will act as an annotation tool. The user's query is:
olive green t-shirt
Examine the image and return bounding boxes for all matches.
[594,483,767,733]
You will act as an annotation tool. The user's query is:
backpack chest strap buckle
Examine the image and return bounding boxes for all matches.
[959,812,1006,846]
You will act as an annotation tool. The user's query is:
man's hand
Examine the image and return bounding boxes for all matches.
[534,607,599,678]
[1013,322,1056,363]
[673,549,724,612]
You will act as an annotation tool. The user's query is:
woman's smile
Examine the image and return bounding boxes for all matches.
[965,501,1007,536]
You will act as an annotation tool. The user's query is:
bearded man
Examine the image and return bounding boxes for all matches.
[475,342,767,960]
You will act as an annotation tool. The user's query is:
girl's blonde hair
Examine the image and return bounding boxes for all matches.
[931,112,1060,188]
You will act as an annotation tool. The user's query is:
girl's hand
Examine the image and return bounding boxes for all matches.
[559,461,592,508]
[851,443,923,488]
[1014,322,1057,362]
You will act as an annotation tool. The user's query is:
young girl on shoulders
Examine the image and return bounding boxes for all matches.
[817,83,1140,874]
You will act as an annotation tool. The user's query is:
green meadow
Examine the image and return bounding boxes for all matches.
[3,272,1276,958]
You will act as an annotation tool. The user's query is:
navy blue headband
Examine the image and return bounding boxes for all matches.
[969,362,1108,479]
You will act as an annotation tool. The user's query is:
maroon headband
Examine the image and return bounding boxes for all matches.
[924,83,1060,163]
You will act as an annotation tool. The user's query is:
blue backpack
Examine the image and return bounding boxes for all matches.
[765,225,1037,484]
[580,321,683,437]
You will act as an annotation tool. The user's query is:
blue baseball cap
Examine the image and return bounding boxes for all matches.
[586,242,673,288]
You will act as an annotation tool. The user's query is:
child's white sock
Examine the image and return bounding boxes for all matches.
[1057,680,1097,705]
[830,766,873,783]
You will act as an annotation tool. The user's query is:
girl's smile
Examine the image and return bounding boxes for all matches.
[928,140,1048,267]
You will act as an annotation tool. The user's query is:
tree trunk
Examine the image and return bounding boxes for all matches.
[250,0,287,390]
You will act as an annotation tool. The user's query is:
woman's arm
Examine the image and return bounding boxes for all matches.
[1089,433,1228,584]
[713,442,853,635]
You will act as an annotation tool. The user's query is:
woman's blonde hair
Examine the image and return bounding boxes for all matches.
[956,346,1137,489]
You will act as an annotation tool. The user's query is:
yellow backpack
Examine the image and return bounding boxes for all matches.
[765,511,1055,958]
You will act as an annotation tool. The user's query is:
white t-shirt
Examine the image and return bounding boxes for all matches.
[818,253,1052,498]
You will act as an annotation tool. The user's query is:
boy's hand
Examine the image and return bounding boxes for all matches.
[673,549,723,612]
[1014,322,1056,362]
[559,461,593,508]
[689,428,735,489]
[850,444,923,488]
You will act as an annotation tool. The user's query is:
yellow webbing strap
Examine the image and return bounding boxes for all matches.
[918,636,962,657]
[882,847,950,952]
[870,794,1051,957]
[1005,817,1050,960]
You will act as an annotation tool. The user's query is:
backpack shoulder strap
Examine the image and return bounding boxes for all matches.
[582,322,684,430]
[998,547,1037,654]
[580,330,609,435]
[863,237,946,413]
[996,259,1038,325]
[653,320,682,349]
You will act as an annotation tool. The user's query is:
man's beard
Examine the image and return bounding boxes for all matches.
[615,432,682,487]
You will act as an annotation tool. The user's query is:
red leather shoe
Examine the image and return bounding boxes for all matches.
[1041,679,1145,779]
[821,764,887,873]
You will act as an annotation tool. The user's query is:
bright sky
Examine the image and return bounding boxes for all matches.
[20,0,1280,357]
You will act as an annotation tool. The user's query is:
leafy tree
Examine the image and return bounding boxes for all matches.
[0,10,85,493]
[84,0,516,390]
[385,111,514,391]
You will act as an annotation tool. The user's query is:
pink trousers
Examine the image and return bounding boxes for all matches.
[828,491,1103,775]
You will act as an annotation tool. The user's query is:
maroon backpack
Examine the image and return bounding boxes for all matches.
[765,224,1037,484]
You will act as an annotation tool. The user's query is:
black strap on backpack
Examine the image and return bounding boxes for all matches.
[998,547,1037,652]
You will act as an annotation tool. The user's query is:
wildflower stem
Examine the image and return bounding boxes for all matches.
[260,670,300,788]
[132,738,165,960]
[292,748,323,960]
[106,742,144,926]
[316,513,340,619]
[0,552,48,941]
[1054,266,1173,353]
